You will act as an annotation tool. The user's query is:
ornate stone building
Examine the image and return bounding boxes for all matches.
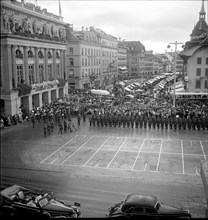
[0,0,68,116]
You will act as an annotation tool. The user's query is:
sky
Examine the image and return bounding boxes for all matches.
[28,0,208,54]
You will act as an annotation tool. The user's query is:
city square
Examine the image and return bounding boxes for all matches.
[1,0,208,218]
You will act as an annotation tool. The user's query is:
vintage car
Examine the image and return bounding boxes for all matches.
[107,194,191,219]
[0,184,81,218]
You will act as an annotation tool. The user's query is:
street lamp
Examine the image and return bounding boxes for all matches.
[167,41,183,107]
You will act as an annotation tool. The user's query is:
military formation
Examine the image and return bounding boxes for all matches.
[89,111,208,131]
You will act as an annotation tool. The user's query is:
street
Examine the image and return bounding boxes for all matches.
[1,119,208,218]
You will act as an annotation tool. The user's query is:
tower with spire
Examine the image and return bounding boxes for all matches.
[180,0,208,93]
[190,0,208,41]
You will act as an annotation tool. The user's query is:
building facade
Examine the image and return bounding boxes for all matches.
[123,41,145,80]
[0,0,68,116]
[66,26,118,90]
[66,26,102,89]
[118,41,128,80]
[180,0,208,93]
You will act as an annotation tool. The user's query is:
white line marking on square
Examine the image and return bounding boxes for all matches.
[107,137,127,168]
[83,137,110,167]
[181,140,185,174]
[131,138,145,171]
[61,135,94,165]
[156,139,163,172]
[40,135,78,164]
[200,141,206,161]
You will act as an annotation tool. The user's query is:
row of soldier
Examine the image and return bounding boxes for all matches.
[89,112,208,131]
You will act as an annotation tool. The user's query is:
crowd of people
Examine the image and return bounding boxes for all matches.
[1,77,208,134]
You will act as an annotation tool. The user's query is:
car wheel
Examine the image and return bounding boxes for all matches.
[1,206,16,217]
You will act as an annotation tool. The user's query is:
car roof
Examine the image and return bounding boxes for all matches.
[122,194,158,211]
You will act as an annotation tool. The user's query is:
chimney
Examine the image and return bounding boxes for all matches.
[82,26,84,31]
[86,28,88,31]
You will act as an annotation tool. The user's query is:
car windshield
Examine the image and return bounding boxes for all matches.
[155,202,161,210]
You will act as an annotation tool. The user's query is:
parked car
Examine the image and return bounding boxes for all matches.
[0,184,81,218]
[107,193,191,219]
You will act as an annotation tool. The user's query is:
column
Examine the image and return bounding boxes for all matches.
[34,47,39,83]
[63,49,67,80]
[24,46,29,84]
[12,45,17,88]
[52,49,56,79]
[48,91,51,104]
[60,50,63,78]
[39,92,43,107]
[44,48,48,81]
[3,45,13,91]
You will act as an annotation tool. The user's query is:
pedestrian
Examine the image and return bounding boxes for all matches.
[47,121,51,135]
[64,119,67,133]
[50,120,54,133]
[43,122,47,137]
[0,118,4,130]
[77,112,81,126]
[58,122,63,134]
[31,115,35,128]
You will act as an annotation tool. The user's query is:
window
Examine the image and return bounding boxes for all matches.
[195,80,201,89]
[145,208,156,214]
[69,47,73,53]
[39,64,44,82]
[17,65,23,85]
[206,58,208,65]
[125,208,134,213]
[82,48,84,56]
[205,80,208,89]
[56,64,60,78]
[82,58,84,66]
[28,65,34,84]
[132,207,144,213]
[196,68,201,76]
[48,64,52,80]
[69,58,74,66]
[69,69,74,77]
[197,57,202,64]
[205,68,208,77]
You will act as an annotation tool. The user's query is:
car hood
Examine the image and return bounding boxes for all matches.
[43,200,76,212]
[159,204,190,216]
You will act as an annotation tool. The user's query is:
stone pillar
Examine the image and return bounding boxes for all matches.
[34,47,39,83]
[3,45,13,91]
[63,50,67,80]
[12,45,17,88]
[60,50,63,78]
[28,95,33,112]
[39,92,43,107]
[44,48,48,81]
[24,46,29,84]
[53,49,56,79]
[48,90,51,104]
